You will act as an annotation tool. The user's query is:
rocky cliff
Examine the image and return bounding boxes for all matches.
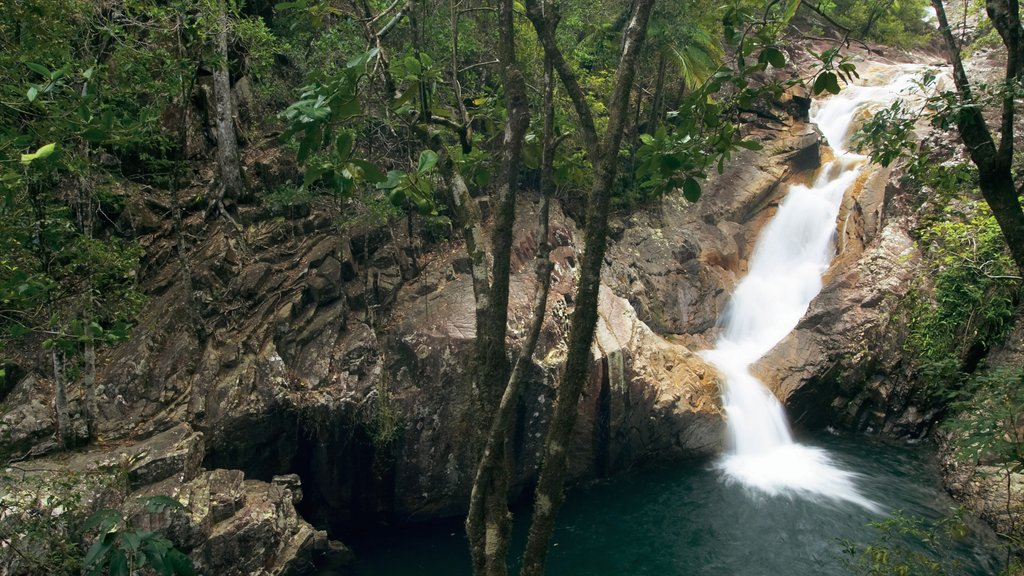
[1,50,960,572]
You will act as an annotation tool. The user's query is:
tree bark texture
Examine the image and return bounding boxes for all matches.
[466,20,555,573]
[52,348,72,448]
[519,1,657,574]
[465,0,532,573]
[523,0,599,163]
[212,0,244,201]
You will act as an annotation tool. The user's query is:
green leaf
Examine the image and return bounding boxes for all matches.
[377,172,404,195]
[824,72,841,94]
[84,530,118,567]
[417,149,439,173]
[26,86,38,102]
[349,159,386,183]
[347,48,379,72]
[110,548,129,576]
[763,47,786,68]
[303,164,329,187]
[83,127,107,143]
[26,62,50,77]
[296,126,322,163]
[335,131,354,163]
[166,549,196,576]
[140,495,186,513]
[682,177,702,202]
[388,187,407,207]
[20,142,57,165]
[812,72,833,96]
[639,133,655,145]
[781,0,801,24]
[736,139,763,151]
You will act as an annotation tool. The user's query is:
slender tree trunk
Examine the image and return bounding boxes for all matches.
[52,347,72,448]
[931,0,1024,276]
[83,329,96,436]
[465,1,531,574]
[859,0,896,39]
[646,52,668,133]
[520,2,657,574]
[173,17,203,340]
[523,0,599,163]
[466,15,555,572]
[212,0,244,202]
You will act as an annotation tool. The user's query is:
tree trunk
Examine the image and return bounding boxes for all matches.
[519,1,657,574]
[523,0,599,163]
[83,324,96,437]
[212,0,244,202]
[466,15,553,571]
[931,0,1024,276]
[646,52,668,133]
[52,348,72,448]
[465,0,531,573]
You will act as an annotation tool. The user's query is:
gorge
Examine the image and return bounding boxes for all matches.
[348,61,1002,575]
[2,1,1022,573]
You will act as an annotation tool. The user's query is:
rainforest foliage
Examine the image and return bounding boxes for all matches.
[1,0,1020,573]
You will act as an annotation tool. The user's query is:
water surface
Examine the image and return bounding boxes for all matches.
[348,433,1001,575]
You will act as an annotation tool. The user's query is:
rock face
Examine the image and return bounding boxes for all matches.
[1,52,951,570]
[1,423,343,576]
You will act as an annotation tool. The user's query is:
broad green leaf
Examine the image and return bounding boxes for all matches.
[303,164,328,187]
[335,131,354,163]
[763,47,786,68]
[84,529,118,566]
[682,177,702,202]
[736,139,763,151]
[824,72,841,94]
[335,97,361,119]
[389,187,407,207]
[417,149,439,173]
[166,549,196,576]
[296,126,322,163]
[377,170,405,190]
[26,86,38,102]
[347,48,379,72]
[812,72,831,96]
[83,127,107,143]
[110,549,129,576]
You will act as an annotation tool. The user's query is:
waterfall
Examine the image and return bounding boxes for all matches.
[702,68,925,509]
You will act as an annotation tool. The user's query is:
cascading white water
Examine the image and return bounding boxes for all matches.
[703,67,927,510]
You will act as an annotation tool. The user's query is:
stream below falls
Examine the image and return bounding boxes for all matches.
[345,434,1001,575]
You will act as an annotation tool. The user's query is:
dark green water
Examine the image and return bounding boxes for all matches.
[347,434,1002,575]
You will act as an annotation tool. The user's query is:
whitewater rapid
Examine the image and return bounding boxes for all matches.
[703,66,928,510]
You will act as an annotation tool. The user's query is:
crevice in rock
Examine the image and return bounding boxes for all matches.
[594,356,612,478]
[201,403,398,540]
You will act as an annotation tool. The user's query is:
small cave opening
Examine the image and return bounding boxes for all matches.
[201,404,398,541]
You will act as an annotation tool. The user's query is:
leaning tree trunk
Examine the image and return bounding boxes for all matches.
[931,0,1024,277]
[212,0,244,203]
[519,1,657,575]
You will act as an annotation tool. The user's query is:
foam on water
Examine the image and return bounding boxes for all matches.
[703,67,927,510]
